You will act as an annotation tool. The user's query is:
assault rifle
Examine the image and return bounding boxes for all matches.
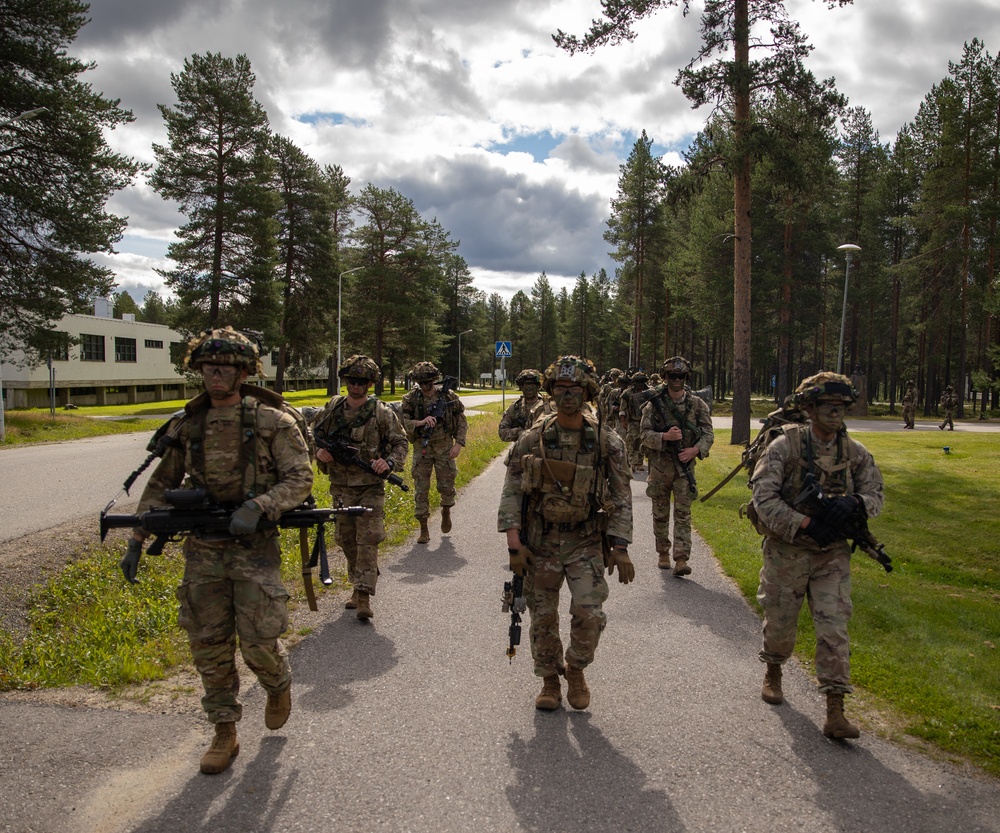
[418,375,459,453]
[314,435,409,491]
[793,473,893,572]
[638,387,698,495]
[502,497,530,662]
[100,488,370,555]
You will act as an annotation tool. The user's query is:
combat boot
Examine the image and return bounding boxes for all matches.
[564,665,591,710]
[535,674,561,710]
[441,506,452,533]
[823,692,860,739]
[355,591,373,620]
[761,663,784,705]
[265,685,291,730]
[673,557,692,577]
[417,518,430,544]
[200,722,239,774]
[345,589,359,610]
[657,553,672,570]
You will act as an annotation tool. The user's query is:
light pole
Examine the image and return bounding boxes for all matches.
[457,329,472,391]
[337,266,365,385]
[836,244,861,375]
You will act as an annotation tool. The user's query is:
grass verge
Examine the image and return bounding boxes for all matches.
[694,429,1000,777]
[1,411,164,445]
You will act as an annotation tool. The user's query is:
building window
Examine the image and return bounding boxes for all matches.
[51,344,69,361]
[145,339,164,349]
[115,337,137,363]
[80,334,105,362]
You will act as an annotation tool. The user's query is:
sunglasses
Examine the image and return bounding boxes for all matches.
[666,373,686,380]
[345,377,369,387]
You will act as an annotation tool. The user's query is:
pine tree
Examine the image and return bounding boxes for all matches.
[0,0,142,361]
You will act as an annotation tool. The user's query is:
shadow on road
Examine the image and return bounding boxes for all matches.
[388,535,468,584]
[655,566,761,647]
[506,710,684,832]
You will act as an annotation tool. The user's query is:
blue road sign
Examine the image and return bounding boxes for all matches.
[495,341,512,358]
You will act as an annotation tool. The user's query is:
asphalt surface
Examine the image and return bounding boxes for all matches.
[2,442,999,832]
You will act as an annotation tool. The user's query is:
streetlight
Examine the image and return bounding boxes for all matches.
[457,329,472,391]
[836,243,861,375]
[337,266,365,384]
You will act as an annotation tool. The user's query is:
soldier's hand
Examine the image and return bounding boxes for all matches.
[229,500,263,536]
[804,516,840,547]
[608,549,635,584]
[508,546,534,577]
[824,495,860,527]
[120,538,143,584]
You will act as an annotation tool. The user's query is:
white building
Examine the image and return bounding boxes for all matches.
[0,306,326,409]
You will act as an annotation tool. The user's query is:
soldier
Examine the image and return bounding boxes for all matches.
[607,370,631,437]
[311,355,408,620]
[750,371,884,740]
[498,368,550,442]
[640,356,714,576]
[119,327,314,774]
[939,384,958,431]
[400,361,468,544]
[901,380,917,429]
[623,370,649,472]
[499,356,633,711]
[598,368,622,418]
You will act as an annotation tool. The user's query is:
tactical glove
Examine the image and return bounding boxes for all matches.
[120,538,143,584]
[607,550,635,584]
[805,516,840,547]
[824,495,861,528]
[229,500,263,536]
[508,546,534,577]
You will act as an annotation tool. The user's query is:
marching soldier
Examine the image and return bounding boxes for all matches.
[498,368,550,442]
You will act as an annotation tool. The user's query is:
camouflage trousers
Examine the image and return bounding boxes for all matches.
[941,408,955,429]
[625,421,644,469]
[411,440,457,518]
[902,404,915,428]
[331,481,386,594]
[646,453,696,560]
[524,525,609,676]
[176,533,291,724]
[757,537,853,693]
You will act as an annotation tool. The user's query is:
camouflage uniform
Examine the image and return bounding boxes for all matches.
[400,364,468,519]
[901,381,916,429]
[498,358,632,681]
[750,380,884,696]
[312,363,408,596]
[136,374,313,726]
[939,385,958,430]
[640,389,714,567]
[623,373,649,470]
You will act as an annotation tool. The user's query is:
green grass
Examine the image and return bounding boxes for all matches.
[1,411,165,445]
[694,430,1000,776]
[0,402,508,692]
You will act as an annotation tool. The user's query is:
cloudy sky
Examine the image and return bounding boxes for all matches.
[74,0,1000,304]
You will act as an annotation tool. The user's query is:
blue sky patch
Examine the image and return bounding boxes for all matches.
[296,111,368,127]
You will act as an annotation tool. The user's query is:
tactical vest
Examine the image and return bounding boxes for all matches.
[315,395,378,444]
[406,388,455,434]
[519,415,611,526]
[648,392,701,447]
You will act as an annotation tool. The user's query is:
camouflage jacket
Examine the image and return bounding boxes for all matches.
[902,389,917,407]
[498,413,632,544]
[498,395,551,442]
[311,395,408,487]
[640,390,715,471]
[941,392,959,410]
[400,386,468,447]
[136,391,314,523]
[750,423,884,546]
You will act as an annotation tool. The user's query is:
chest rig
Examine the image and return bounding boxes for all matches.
[779,424,853,513]
[318,396,378,444]
[185,397,268,504]
[520,415,605,527]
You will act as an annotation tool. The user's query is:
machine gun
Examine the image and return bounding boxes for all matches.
[793,473,893,572]
[418,375,459,453]
[100,488,370,555]
[314,435,409,491]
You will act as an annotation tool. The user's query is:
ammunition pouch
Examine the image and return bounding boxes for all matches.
[520,455,595,525]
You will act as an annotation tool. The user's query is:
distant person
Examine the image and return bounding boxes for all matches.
[749,371,884,740]
[498,368,550,442]
[311,355,408,620]
[623,370,649,472]
[901,380,916,429]
[120,327,313,774]
[939,384,958,431]
[499,356,633,711]
[640,356,714,576]
[400,362,467,544]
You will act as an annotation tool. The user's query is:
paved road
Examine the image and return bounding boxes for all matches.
[1,454,998,833]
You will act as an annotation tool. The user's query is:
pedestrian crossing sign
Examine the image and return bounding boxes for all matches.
[495,341,512,358]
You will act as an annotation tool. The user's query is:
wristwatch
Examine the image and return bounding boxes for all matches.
[608,536,628,551]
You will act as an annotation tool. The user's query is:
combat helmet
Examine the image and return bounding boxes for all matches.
[542,355,600,400]
[411,361,440,383]
[793,371,858,408]
[662,356,693,377]
[185,326,262,376]
[630,370,649,386]
[338,354,380,382]
[515,368,542,388]
[906,380,915,388]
